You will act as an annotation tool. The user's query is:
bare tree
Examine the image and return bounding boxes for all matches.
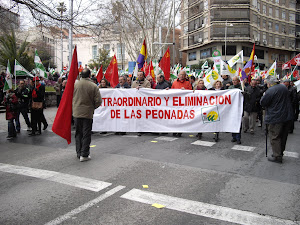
[109,0,180,61]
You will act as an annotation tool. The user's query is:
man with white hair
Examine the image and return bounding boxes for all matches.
[260,76,294,163]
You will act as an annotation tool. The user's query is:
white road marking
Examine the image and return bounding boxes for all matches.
[155,136,178,142]
[0,163,111,192]
[121,189,297,225]
[45,185,125,225]
[122,135,139,138]
[101,133,114,137]
[284,151,299,158]
[191,140,215,147]
[232,145,256,152]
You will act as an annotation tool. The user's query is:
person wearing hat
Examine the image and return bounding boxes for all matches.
[260,77,294,163]
[29,76,45,136]
[282,78,298,133]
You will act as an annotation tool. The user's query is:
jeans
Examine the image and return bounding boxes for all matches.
[74,117,93,158]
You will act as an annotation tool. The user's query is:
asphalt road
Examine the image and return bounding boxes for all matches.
[0,107,299,225]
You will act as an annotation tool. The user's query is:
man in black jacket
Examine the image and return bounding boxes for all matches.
[155,74,170,90]
[15,80,31,131]
[260,77,294,163]
[283,79,298,133]
[243,79,261,134]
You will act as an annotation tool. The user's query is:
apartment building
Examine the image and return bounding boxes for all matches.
[180,0,300,71]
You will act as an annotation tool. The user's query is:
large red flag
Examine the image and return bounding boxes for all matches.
[104,55,118,87]
[290,53,300,65]
[96,65,103,83]
[159,47,171,80]
[52,46,79,144]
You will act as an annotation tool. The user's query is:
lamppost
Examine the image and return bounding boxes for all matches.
[57,2,67,72]
[224,20,233,61]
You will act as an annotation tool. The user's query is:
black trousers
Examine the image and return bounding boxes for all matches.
[31,109,43,134]
[74,117,93,158]
[56,95,61,108]
[19,106,31,127]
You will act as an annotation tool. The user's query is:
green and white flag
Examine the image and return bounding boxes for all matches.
[201,61,209,70]
[227,50,243,68]
[15,59,34,77]
[34,50,47,79]
[3,60,12,92]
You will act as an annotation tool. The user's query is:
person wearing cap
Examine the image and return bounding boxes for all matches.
[282,78,298,133]
[29,76,45,136]
[260,77,294,163]
[73,68,102,162]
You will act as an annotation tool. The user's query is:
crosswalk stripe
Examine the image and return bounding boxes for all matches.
[0,163,111,192]
[45,185,125,225]
[121,189,297,225]
[284,151,299,158]
[155,136,178,141]
[122,135,139,138]
[191,140,215,147]
[232,145,256,152]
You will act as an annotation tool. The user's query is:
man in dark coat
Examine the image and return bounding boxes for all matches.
[155,74,170,90]
[260,77,294,163]
[243,79,261,134]
[115,76,131,88]
[15,80,31,131]
[283,79,298,133]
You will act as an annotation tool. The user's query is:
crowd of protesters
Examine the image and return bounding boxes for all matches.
[0,73,49,139]
[1,67,299,163]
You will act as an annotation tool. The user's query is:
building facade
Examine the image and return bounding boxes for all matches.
[180,0,300,72]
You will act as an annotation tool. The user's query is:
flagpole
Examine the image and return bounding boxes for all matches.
[14,59,16,90]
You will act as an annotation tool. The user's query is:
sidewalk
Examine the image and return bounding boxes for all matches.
[0,107,58,132]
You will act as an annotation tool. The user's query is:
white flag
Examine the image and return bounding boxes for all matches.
[227,50,243,68]
[265,61,276,78]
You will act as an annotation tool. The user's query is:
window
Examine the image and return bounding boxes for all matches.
[257,2,260,11]
[290,27,295,35]
[103,44,110,52]
[200,48,212,59]
[289,39,295,49]
[275,8,279,18]
[204,0,208,10]
[282,11,286,19]
[289,13,295,22]
[282,26,286,33]
[263,5,266,14]
[257,17,260,27]
[275,37,279,46]
[269,7,272,16]
[189,52,197,61]
[275,23,279,32]
[275,0,279,3]
[268,21,273,30]
[269,35,273,45]
[289,1,296,9]
[117,43,125,61]
[92,45,98,59]
[263,20,266,29]
[252,0,257,7]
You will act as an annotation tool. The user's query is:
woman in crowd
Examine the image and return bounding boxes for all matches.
[2,89,19,139]
[99,78,110,88]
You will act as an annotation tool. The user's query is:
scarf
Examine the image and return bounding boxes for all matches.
[32,83,41,99]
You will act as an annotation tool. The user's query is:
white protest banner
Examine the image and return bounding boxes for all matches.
[92,89,243,133]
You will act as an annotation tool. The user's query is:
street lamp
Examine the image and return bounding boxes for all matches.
[57,2,67,72]
[225,20,233,61]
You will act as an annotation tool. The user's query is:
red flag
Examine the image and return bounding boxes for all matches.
[159,47,171,80]
[149,61,155,83]
[96,65,103,83]
[282,61,291,70]
[142,61,148,74]
[290,53,300,65]
[104,55,119,87]
[52,46,79,144]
